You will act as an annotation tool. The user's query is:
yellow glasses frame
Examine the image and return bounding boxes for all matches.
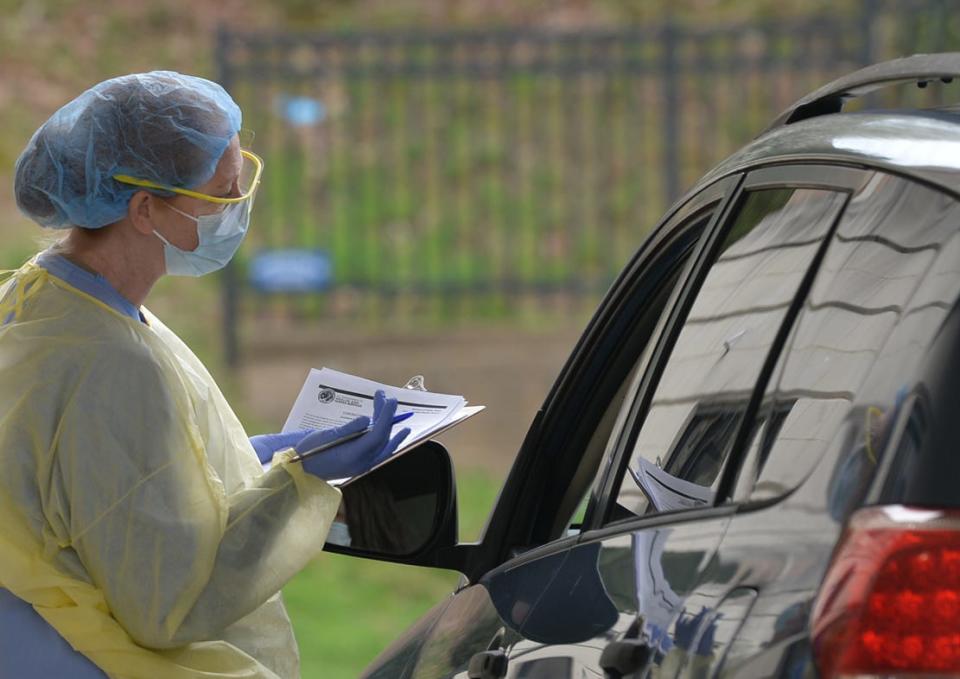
[113,149,264,205]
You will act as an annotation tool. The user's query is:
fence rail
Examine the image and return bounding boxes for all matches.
[217,0,960,364]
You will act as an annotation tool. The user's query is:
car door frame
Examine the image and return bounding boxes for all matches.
[453,174,744,582]
[580,162,871,537]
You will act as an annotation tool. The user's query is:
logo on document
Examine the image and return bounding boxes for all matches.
[318,388,337,403]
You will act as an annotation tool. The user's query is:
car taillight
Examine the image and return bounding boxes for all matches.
[812,505,960,678]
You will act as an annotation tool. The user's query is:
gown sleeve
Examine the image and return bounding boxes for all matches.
[49,346,340,649]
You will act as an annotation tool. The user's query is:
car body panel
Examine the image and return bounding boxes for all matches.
[503,515,733,677]
[694,112,960,201]
[359,596,455,678]
[363,584,519,679]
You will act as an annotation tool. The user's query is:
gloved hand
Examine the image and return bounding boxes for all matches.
[296,390,411,481]
[249,430,313,465]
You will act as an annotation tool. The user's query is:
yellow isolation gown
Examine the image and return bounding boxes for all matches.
[0,261,341,678]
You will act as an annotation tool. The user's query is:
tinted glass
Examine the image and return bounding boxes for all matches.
[564,210,714,533]
[611,188,847,519]
[737,174,960,508]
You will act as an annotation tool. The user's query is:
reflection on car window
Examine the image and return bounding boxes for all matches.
[611,188,847,521]
[561,208,716,536]
[737,174,960,504]
[665,399,794,487]
[876,397,927,502]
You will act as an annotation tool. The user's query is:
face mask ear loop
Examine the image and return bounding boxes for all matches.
[162,201,200,224]
[152,200,193,250]
[153,230,173,247]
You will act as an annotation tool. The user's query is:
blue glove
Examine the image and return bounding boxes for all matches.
[249,430,313,465]
[296,390,411,481]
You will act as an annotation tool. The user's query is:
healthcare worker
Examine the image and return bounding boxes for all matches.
[0,71,409,678]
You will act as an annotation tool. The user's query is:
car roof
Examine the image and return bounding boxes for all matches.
[690,53,960,199]
[694,110,960,197]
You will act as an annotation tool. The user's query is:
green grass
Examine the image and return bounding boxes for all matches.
[284,466,502,678]
[283,556,458,678]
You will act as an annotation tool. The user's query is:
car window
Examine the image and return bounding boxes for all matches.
[609,187,848,521]
[734,173,960,506]
[560,211,712,535]
[510,177,744,549]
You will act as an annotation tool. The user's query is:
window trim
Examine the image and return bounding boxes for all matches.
[587,164,871,533]
[581,173,745,530]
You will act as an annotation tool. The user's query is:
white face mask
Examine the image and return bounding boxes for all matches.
[154,200,251,277]
[326,521,352,547]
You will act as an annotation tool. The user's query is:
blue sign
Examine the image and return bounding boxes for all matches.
[248,249,333,293]
[277,95,327,127]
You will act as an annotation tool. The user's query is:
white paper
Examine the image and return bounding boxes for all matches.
[628,457,714,513]
[280,367,484,483]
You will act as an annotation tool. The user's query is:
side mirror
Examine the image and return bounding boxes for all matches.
[323,440,458,563]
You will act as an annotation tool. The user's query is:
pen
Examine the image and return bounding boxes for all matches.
[289,411,415,463]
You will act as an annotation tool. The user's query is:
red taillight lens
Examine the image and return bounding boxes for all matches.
[812,506,960,677]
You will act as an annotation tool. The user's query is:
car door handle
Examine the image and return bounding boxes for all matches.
[468,648,508,679]
[599,638,652,679]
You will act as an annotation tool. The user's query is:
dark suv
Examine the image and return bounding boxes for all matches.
[329,54,960,678]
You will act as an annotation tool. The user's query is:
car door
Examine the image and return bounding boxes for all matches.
[499,165,866,679]
[697,170,960,678]
[361,176,740,679]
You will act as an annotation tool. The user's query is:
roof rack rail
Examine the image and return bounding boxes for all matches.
[764,52,960,134]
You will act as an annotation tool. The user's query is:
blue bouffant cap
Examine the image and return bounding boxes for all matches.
[14,71,242,229]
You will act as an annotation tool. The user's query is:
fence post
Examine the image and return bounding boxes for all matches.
[860,0,877,65]
[934,0,949,51]
[662,16,680,208]
[215,25,241,369]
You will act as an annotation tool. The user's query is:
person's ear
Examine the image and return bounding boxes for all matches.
[128,191,158,236]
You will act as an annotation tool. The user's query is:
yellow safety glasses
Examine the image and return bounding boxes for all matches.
[113,149,263,205]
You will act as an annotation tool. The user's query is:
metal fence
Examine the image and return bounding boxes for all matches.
[217,0,960,364]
